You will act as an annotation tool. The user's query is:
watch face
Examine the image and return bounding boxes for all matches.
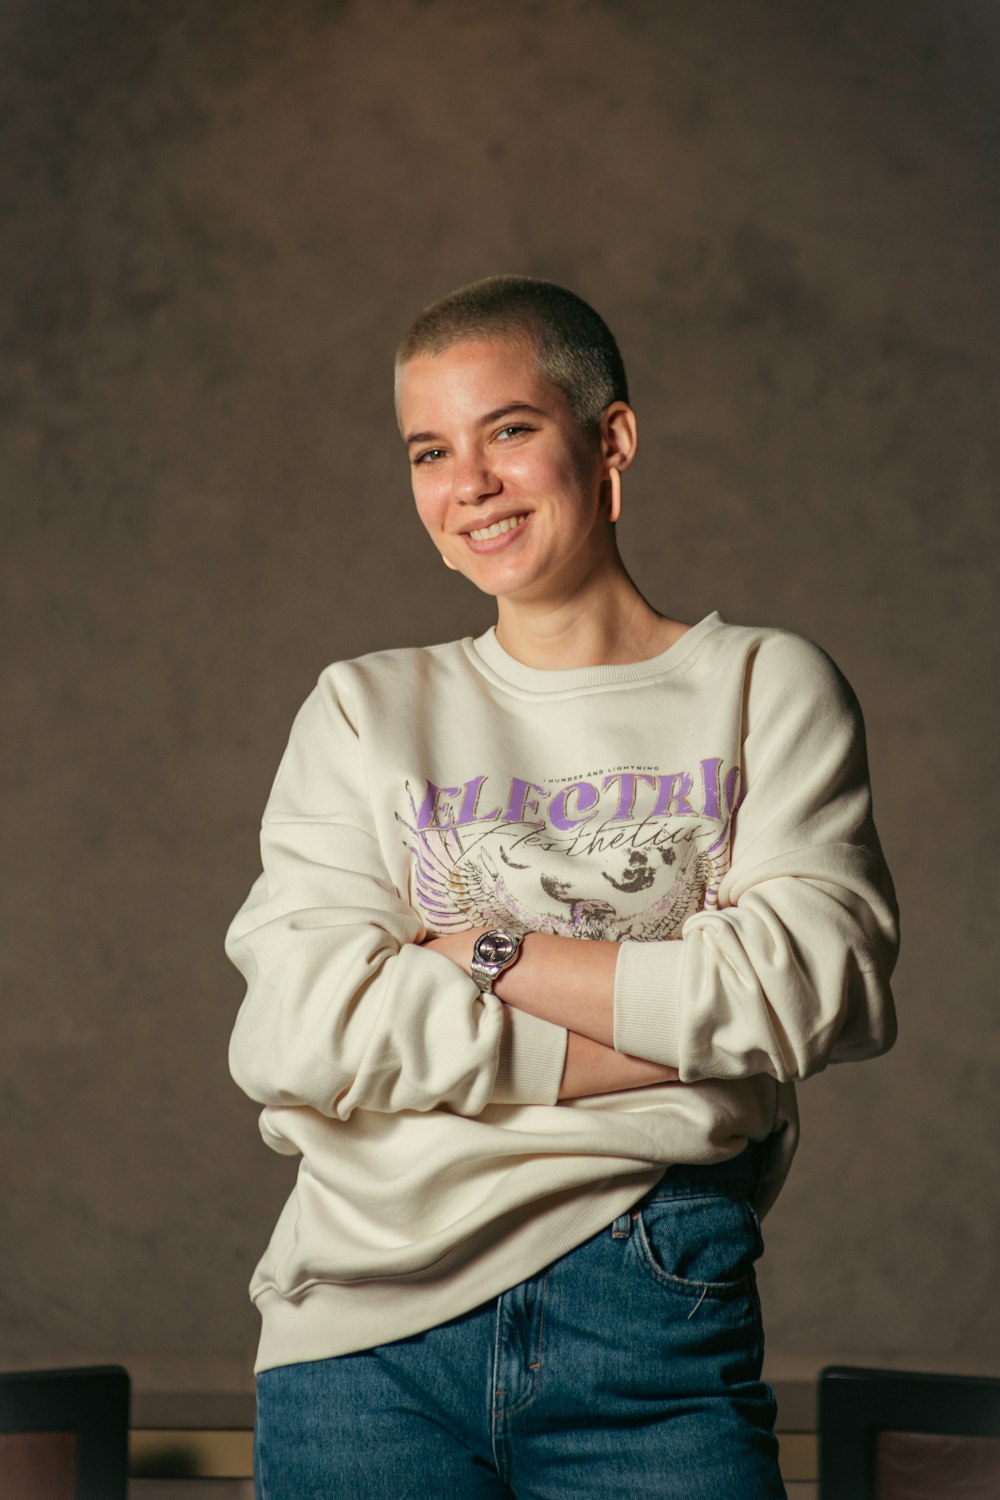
[475,930,518,965]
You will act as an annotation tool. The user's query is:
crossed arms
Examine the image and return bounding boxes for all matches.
[422,929,679,1098]
[227,635,898,1121]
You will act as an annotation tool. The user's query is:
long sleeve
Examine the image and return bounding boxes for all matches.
[226,669,568,1119]
[612,632,899,1082]
[228,620,898,1368]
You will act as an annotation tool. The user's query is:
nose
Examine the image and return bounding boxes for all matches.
[451,449,501,505]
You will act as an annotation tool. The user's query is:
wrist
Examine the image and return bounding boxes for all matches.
[471,927,523,995]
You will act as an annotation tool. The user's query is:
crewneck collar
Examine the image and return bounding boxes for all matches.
[466,611,724,696]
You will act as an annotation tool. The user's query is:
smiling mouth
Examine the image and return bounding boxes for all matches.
[467,514,528,542]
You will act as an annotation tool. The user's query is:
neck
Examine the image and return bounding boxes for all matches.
[494,567,688,670]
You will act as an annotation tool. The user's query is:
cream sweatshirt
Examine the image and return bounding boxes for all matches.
[226,612,898,1372]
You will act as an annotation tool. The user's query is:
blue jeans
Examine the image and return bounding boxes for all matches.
[255,1146,785,1498]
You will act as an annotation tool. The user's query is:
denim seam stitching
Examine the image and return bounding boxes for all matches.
[500,1273,548,1419]
[489,1295,507,1481]
[254,1381,270,1500]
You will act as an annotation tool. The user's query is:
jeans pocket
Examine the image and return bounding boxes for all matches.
[632,1193,764,1300]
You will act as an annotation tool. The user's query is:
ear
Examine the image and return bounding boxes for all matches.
[601,402,638,469]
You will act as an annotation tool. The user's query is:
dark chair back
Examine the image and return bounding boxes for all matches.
[819,1364,1000,1500]
[0,1365,129,1500]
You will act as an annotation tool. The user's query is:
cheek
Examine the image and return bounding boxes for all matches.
[524,434,598,492]
[411,482,445,535]
[413,496,461,568]
[506,452,580,504]
[568,439,603,498]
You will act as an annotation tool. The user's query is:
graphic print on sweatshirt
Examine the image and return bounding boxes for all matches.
[398,759,741,939]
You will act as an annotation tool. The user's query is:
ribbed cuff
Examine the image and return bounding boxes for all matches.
[489,1005,568,1106]
[613,940,685,1066]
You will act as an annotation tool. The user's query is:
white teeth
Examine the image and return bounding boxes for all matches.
[469,514,527,542]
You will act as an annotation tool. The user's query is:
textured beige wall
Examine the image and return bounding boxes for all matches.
[2,0,998,1386]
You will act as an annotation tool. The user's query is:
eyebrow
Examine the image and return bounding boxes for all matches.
[404,402,548,448]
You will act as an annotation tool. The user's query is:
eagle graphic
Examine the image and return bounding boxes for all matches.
[397,797,732,941]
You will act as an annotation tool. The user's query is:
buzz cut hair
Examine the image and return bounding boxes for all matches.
[395,275,629,433]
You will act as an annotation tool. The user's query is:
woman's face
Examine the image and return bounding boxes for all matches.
[397,336,615,606]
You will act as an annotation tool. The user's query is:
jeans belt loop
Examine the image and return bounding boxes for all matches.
[611,1210,632,1240]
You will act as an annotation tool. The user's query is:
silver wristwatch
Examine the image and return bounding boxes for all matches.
[471,929,522,994]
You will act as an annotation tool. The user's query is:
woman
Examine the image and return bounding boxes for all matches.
[227,276,898,1499]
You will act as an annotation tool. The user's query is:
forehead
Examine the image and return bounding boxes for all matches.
[396,335,569,430]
